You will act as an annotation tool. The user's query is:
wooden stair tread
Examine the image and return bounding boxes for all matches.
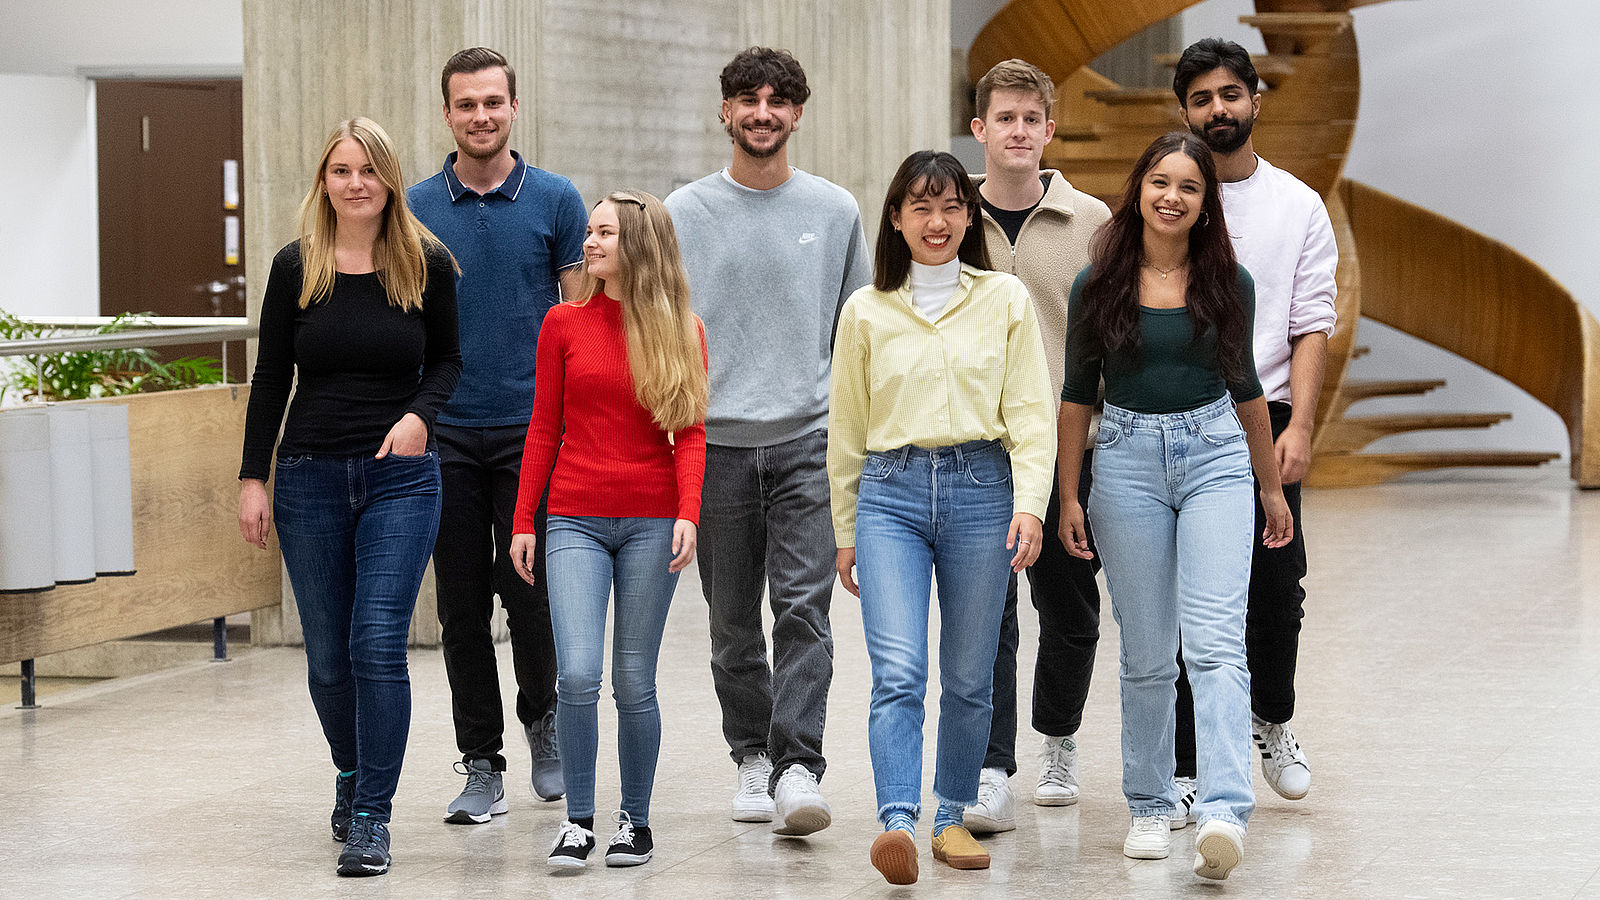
[1336,412,1512,430]
[1083,87,1175,106]
[1307,450,1560,488]
[1338,378,1446,399]
[1349,346,1370,359]
[1240,11,1354,31]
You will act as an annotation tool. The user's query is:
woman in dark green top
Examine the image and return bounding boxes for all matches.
[1055,131,1291,881]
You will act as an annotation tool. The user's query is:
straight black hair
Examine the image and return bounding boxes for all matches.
[872,151,992,291]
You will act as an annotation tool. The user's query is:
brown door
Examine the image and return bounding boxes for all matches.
[96,79,246,380]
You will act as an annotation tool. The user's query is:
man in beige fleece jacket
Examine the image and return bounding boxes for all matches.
[962,58,1113,835]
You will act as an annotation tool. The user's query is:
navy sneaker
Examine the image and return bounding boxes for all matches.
[337,814,391,876]
[604,811,653,867]
[330,772,356,841]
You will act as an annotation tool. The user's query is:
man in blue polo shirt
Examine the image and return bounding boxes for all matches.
[408,46,587,825]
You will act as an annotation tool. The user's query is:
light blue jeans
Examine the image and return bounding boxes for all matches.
[854,439,1015,822]
[544,515,679,827]
[1088,396,1255,829]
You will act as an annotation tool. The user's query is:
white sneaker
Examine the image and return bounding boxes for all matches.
[732,753,775,822]
[1169,776,1197,830]
[1123,815,1172,859]
[1035,734,1080,806]
[963,767,1017,834]
[1193,819,1245,880]
[772,764,831,835]
[1253,715,1311,800]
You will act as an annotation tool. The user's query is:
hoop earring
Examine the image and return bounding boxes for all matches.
[1198,211,1210,228]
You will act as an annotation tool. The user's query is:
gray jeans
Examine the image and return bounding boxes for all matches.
[697,428,835,788]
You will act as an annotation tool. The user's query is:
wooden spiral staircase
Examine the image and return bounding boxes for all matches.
[968,0,1600,488]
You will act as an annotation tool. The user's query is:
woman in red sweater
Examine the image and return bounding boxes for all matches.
[509,189,707,870]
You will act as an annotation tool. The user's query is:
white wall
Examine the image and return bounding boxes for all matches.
[0,76,99,317]
[0,0,243,319]
[1177,0,1585,458]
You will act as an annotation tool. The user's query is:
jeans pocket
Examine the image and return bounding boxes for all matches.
[965,451,1012,487]
[860,455,894,481]
[275,454,310,470]
[1198,414,1246,447]
[1093,422,1123,450]
[386,450,435,461]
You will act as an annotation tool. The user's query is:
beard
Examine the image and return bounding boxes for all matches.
[1192,114,1254,155]
[458,128,511,161]
[726,119,792,160]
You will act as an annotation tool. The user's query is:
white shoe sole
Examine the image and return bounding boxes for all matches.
[547,855,587,869]
[962,811,1017,834]
[732,802,775,823]
[1194,831,1243,880]
[605,851,653,867]
[444,795,509,824]
[773,803,831,836]
[1123,841,1170,860]
[1033,791,1079,807]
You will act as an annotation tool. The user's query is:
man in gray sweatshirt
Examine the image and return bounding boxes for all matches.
[665,46,871,837]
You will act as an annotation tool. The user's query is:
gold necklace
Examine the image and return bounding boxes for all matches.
[1142,259,1188,279]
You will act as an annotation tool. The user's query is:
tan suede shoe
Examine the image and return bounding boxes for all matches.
[931,825,990,869]
[870,830,918,884]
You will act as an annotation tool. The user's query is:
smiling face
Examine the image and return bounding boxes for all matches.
[1180,66,1259,156]
[444,66,518,161]
[323,138,390,227]
[972,87,1057,177]
[720,84,802,161]
[891,178,971,267]
[1138,150,1206,238]
[583,200,622,286]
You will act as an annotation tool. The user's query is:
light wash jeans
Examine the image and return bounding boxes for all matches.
[544,515,679,827]
[854,439,1014,822]
[1087,396,1255,829]
[273,451,442,823]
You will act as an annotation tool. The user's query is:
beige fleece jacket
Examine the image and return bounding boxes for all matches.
[972,169,1112,402]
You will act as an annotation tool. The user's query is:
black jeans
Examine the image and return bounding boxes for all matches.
[986,450,1103,775]
[433,422,557,771]
[1175,401,1306,778]
[697,430,835,788]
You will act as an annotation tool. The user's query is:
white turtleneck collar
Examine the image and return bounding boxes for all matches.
[909,258,961,321]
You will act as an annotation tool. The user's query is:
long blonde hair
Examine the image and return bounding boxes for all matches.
[295,117,451,311]
[577,191,708,433]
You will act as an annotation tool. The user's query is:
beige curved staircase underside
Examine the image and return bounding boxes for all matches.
[969,0,1597,487]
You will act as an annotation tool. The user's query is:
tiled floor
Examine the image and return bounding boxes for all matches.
[4,467,1599,898]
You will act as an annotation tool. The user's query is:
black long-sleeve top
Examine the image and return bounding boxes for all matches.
[239,241,462,481]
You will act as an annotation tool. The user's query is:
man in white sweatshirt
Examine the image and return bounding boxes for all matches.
[1170,37,1337,815]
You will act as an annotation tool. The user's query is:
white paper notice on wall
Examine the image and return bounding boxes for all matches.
[223,159,239,210]
[224,216,240,266]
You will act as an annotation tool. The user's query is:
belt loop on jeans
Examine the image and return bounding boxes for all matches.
[894,445,911,469]
[953,442,966,469]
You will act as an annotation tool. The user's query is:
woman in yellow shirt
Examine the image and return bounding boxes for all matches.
[828,150,1054,885]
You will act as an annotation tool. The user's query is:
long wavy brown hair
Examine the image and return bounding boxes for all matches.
[1073,131,1247,384]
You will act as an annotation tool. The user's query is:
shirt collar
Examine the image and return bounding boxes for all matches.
[442,150,528,202]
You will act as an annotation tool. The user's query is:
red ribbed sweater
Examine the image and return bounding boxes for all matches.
[513,293,707,533]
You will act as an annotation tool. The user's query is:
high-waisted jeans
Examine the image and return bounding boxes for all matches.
[544,515,679,827]
[1088,396,1255,829]
[272,451,443,823]
[854,439,1014,821]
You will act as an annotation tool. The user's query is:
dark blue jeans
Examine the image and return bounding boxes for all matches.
[273,451,442,823]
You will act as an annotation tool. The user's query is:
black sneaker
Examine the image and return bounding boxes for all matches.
[547,820,596,869]
[331,772,356,841]
[605,811,653,867]
[336,814,391,876]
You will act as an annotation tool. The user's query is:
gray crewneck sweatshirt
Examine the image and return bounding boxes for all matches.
[666,168,872,447]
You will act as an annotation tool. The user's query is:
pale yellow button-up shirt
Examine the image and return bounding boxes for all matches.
[827,264,1056,546]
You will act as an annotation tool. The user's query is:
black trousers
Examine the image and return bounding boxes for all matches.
[986,449,1103,775]
[433,422,557,771]
[1175,401,1307,778]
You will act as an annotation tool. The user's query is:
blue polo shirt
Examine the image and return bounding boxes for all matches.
[408,151,586,427]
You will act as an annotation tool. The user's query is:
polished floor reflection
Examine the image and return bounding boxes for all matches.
[4,468,1599,898]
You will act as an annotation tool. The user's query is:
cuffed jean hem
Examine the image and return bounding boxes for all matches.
[877,800,921,824]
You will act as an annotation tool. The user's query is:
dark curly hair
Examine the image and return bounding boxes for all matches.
[720,47,810,104]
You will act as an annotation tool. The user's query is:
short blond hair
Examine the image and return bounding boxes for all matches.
[975,58,1055,120]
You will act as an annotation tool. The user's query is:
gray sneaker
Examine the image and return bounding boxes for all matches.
[445,758,508,824]
[525,710,565,802]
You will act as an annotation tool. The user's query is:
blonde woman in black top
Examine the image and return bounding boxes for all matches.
[238,117,460,878]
